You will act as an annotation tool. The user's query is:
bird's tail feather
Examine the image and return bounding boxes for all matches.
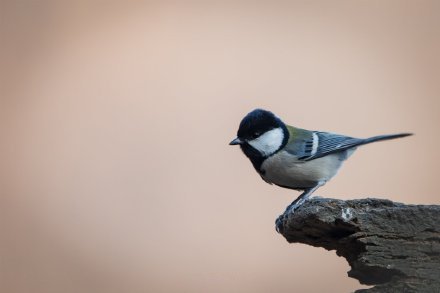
[362,133,413,146]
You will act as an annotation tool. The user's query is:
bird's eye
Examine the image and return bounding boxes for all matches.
[251,132,260,139]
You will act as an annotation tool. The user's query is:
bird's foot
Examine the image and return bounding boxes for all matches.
[284,200,303,214]
[275,198,310,233]
[275,204,298,233]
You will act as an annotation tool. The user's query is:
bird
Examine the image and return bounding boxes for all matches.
[229,109,412,230]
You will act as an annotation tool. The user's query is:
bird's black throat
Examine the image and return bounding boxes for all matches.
[239,143,266,172]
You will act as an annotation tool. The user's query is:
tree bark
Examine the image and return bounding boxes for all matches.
[276,198,440,293]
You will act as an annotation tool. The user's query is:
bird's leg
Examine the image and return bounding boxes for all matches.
[276,183,324,233]
[284,186,319,213]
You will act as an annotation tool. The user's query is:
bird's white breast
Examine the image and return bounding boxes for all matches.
[260,150,348,189]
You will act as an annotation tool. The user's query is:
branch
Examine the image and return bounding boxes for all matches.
[276,198,440,293]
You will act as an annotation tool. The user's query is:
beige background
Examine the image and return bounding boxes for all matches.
[1,1,439,292]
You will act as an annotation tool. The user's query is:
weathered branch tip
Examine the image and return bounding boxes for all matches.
[276,197,440,293]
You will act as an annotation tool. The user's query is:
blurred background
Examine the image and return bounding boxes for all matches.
[1,1,439,292]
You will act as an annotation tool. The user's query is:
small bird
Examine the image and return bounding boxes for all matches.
[229,109,412,228]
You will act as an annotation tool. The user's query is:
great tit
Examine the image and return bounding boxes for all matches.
[229,109,412,221]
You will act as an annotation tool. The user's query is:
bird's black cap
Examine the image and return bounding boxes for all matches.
[236,109,285,140]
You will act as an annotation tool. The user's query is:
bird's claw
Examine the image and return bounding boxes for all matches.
[275,215,285,233]
[275,202,301,233]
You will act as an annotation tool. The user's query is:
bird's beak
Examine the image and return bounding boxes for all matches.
[229,137,242,145]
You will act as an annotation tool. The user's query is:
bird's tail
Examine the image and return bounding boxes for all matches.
[362,133,413,145]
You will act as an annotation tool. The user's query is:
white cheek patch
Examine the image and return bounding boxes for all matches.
[248,127,284,156]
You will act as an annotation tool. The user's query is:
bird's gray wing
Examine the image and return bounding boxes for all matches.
[286,131,363,161]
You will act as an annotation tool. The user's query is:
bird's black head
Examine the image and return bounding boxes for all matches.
[236,109,285,140]
[229,109,289,171]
